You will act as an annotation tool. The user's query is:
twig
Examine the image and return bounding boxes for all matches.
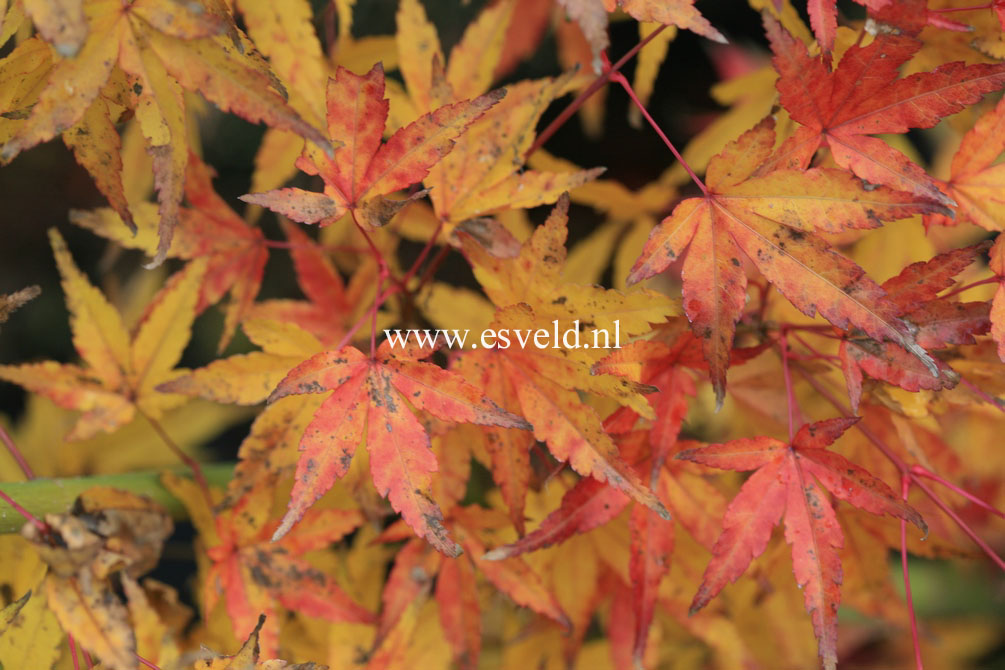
[910,464,1005,520]
[137,409,213,508]
[525,24,669,159]
[68,635,81,670]
[603,55,708,195]
[900,475,925,670]
[796,366,1005,571]
[940,276,997,300]
[136,653,162,670]
[0,489,48,534]
[779,329,800,441]
[0,423,34,479]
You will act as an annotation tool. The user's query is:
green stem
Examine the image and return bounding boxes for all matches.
[0,463,234,533]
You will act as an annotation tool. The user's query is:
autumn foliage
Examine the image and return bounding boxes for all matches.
[1,0,1005,669]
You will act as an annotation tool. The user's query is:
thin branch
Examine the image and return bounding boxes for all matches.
[900,475,925,670]
[796,365,1005,571]
[941,276,997,300]
[779,330,800,441]
[0,488,48,533]
[0,423,35,480]
[525,24,669,160]
[137,409,213,508]
[911,477,1005,572]
[958,376,1005,414]
[910,465,1005,520]
[136,653,162,670]
[604,56,708,195]
[68,635,81,670]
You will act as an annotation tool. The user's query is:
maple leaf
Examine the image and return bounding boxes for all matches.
[763,11,1005,203]
[0,231,204,440]
[237,0,402,209]
[394,0,602,227]
[0,588,62,670]
[0,0,331,266]
[378,509,569,669]
[70,152,269,350]
[925,94,1005,231]
[0,38,138,236]
[839,243,991,410]
[627,119,944,406]
[241,62,503,229]
[19,487,174,670]
[454,196,676,524]
[163,473,373,658]
[266,340,531,555]
[159,319,322,406]
[677,418,927,670]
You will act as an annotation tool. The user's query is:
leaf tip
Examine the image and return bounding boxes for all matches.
[654,502,672,522]
[481,547,509,561]
[271,512,298,542]
[713,391,725,414]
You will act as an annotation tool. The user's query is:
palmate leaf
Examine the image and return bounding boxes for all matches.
[455,196,676,525]
[926,94,1005,231]
[677,418,927,670]
[70,153,269,351]
[266,341,530,555]
[163,473,372,658]
[394,0,601,227]
[242,62,503,229]
[764,5,1005,202]
[839,244,991,409]
[628,119,945,406]
[0,231,204,441]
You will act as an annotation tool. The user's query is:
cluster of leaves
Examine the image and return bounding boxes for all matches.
[1,0,1004,669]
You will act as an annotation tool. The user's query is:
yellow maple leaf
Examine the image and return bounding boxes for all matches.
[0,230,206,441]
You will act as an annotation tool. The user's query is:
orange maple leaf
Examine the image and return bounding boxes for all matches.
[925,95,1005,231]
[839,244,991,409]
[164,473,374,658]
[677,418,926,670]
[266,341,530,555]
[764,9,1005,203]
[241,62,503,229]
[70,153,269,351]
[628,119,944,406]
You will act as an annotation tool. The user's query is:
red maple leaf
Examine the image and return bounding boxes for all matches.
[677,418,927,670]
[266,340,530,555]
[241,62,503,228]
[839,243,992,409]
[764,9,1005,203]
